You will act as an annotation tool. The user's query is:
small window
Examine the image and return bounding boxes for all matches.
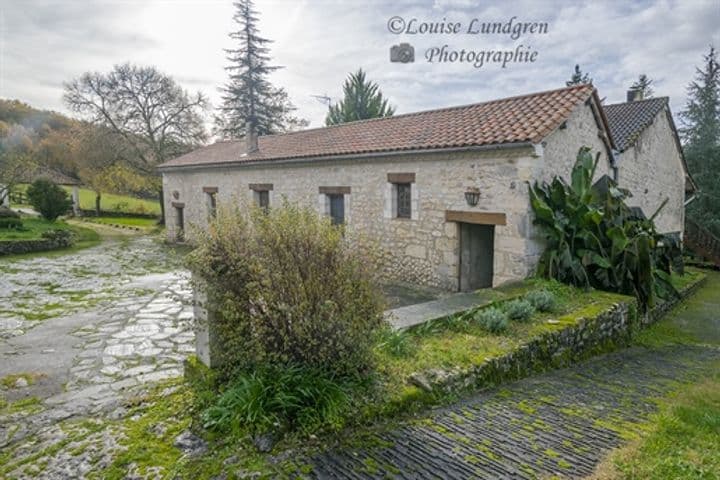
[207,192,217,218]
[396,183,412,218]
[328,194,345,225]
[256,190,270,210]
[173,204,185,242]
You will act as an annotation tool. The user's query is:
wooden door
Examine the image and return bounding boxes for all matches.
[459,223,494,291]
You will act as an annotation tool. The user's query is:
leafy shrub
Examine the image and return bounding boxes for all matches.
[474,307,509,333]
[529,147,683,310]
[202,365,350,435]
[41,229,74,244]
[26,179,73,222]
[376,326,416,358]
[525,290,557,312]
[505,298,535,322]
[188,202,384,379]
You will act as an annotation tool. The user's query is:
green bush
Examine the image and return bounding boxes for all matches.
[202,365,350,435]
[188,202,384,379]
[26,179,73,222]
[474,307,509,333]
[376,326,416,358]
[505,298,535,322]
[525,290,556,312]
[41,229,74,244]
[529,146,683,310]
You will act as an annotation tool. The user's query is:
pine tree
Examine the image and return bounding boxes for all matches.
[216,0,304,138]
[682,46,720,236]
[566,64,592,86]
[325,69,395,126]
[630,74,654,98]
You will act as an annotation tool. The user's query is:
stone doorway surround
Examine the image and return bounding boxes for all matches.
[445,210,507,291]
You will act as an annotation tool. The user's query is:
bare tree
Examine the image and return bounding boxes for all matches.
[71,124,132,216]
[0,124,36,204]
[63,63,209,221]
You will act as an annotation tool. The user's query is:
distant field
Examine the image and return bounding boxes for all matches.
[68,187,161,215]
[12,184,161,216]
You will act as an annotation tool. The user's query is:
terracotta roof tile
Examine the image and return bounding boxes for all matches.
[159,84,596,169]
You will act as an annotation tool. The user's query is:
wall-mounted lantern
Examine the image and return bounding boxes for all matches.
[464,187,480,207]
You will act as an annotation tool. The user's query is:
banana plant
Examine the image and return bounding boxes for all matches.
[529,147,682,310]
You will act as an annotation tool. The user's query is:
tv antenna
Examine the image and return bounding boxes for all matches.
[311,94,332,106]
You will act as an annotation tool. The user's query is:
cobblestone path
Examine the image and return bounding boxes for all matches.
[311,273,720,479]
[312,345,720,479]
[0,237,193,478]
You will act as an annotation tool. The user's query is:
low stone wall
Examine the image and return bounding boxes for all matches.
[645,275,708,325]
[0,232,74,256]
[410,274,707,394]
[78,208,159,219]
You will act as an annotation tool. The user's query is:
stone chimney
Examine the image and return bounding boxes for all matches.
[245,121,258,154]
[627,88,644,102]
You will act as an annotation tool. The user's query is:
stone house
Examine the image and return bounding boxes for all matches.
[158,84,692,291]
[604,92,695,234]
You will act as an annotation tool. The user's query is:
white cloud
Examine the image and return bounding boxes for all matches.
[1,0,718,130]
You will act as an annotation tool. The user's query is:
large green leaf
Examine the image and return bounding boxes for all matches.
[529,146,685,311]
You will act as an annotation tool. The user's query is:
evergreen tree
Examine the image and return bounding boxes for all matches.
[216,0,305,138]
[630,74,654,98]
[681,46,720,236]
[325,69,395,126]
[566,64,592,86]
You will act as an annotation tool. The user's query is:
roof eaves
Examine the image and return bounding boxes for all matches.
[157,141,536,173]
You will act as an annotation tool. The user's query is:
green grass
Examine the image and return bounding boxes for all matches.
[600,370,720,480]
[12,184,160,215]
[375,279,627,395]
[589,270,720,479]
[0,218,74,241]
[0,219,101,258]
[69,188,160,215]
[0,218,100,243]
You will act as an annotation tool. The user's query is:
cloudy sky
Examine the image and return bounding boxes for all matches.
[1,0,719,130]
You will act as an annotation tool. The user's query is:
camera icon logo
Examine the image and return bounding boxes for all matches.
[390,43,415,63]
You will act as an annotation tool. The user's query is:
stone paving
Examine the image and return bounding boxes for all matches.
[310,343,720,479]
[0,236,183,338]
[0,236,194,479]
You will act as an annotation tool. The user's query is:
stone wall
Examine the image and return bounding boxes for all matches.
[163,146,543,290]
[409,301,638,393]
[0,231,74,256]
[409,273,707,394]
[616,109,685,235]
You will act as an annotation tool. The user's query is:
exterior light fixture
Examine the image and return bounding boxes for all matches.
[464,187,480,206]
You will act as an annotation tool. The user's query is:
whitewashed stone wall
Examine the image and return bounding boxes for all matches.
[615,110,685,235]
